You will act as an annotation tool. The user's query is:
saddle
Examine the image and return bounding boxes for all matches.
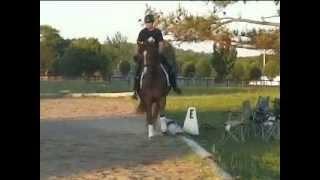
[140,63,170,89]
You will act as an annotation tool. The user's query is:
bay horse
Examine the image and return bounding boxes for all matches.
[137,37,171,139]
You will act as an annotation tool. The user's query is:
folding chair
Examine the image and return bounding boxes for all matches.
[253,96,270,122]
[266,97,280,140]
[252,96,270,138]
[221,100,253,143]
[261,114,278,141]
[253,96,280,141]
[273,97,280,121]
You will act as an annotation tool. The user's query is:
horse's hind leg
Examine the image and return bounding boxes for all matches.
[152,102,161,134]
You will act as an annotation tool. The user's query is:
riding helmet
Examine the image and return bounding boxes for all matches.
[144,14,155,23]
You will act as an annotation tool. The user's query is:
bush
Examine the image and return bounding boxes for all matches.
[231,62,246,81]
[195,60,212,77]
[182,62,196,77]
[249,66,262,80]
[58,47,111,78]
[211,68,217,79]
[210,44,237,81]
[264,60,280,79]
[119,60,131,77]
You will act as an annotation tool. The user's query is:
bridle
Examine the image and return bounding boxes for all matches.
[138,39,157,68]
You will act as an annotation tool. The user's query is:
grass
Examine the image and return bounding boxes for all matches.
[41,79,278,95]
[164,87,280,180]
[40,80,131,94]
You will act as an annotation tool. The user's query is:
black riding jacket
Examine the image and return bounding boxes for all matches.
[137,28,164,49]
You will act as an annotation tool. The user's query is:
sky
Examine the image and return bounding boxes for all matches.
[40,1,279,57]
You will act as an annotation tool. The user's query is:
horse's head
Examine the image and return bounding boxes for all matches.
[137,37,160,67]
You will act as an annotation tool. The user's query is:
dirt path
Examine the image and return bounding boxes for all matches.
[40,98,217,180]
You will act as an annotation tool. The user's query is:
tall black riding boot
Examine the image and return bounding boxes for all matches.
[170,71,182,94]
[159,55,182,94]
[132,75,140,99]
[132,61,142,99]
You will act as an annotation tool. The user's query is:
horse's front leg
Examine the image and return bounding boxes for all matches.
[159,97,167,133]
[146,102,154,139]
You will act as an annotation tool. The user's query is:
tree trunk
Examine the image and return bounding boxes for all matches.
[44,70,48,77]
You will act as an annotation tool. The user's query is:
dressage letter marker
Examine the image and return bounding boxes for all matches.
[183,107,199,135]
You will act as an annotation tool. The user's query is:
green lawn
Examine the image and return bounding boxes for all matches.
[40,80,131,94]
[40,79,277,95]
[165,87,280,180]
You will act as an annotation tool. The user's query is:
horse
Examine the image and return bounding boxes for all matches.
[137,37,171,139]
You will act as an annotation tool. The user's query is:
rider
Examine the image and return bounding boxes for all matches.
[132,14,182,99]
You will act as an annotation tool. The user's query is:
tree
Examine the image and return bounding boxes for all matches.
[264,59,279,79]
[175,48,211,75]
[195,60,212,77]
[40,25,62,45]
[58,48,84,77]
[60,37,116,79]
[162,41,178,72]
[40,25,67,58]
[143,1,279,53]
[175,59,184,75]
[211,68,218,78]
[40,43,56,75]
[70,38,101,54]
[58,47,111,79]
[182,62,196,77]
[249,66,262,80]
[231,62,246,81]
[40,25,72,75]
[209,1,280,11]
[103,32,135,70]
[210,43,237,81]
[119,60,131,77]
[177,51,197,64]
[141,2,280,82]
[106,31,128,47]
